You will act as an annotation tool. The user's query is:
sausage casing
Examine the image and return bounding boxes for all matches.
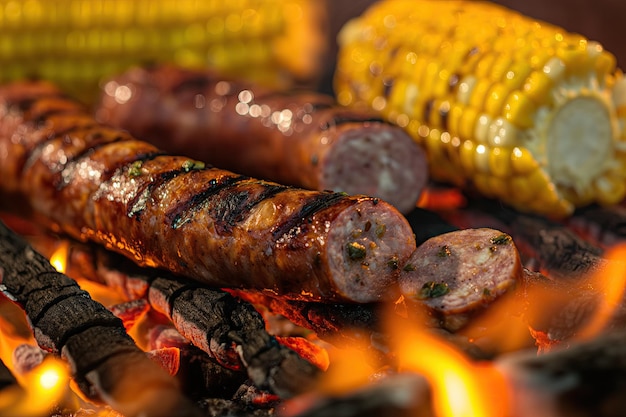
[0,81,417,303]
[95,65,429,214]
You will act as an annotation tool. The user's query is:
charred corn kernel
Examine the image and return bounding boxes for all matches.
[0,0,327,103]
[336,0,626,217]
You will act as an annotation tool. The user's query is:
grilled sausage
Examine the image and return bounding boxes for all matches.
[398,228,522,331]
[94,65,428,214]
[0,80,417,303]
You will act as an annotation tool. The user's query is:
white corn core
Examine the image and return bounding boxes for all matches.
[545,95,614,191]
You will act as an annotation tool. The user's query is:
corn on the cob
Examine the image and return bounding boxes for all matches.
[334,0,626,218]
[0,0,327,103]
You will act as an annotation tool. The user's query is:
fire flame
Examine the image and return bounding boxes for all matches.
[49,241,69,273]
[0,300,70,417]
[573,243,626,340]
[387,312,510,417]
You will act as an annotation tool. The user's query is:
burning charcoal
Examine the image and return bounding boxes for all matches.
[497,328,626,417]
[149,325,191,349]
[195,397,274,417]
[108,298,151,331]
[54,239,322,399]
[568,205,626,249]
[11,343,45,375]
[436,198,607,280]
[404,207,459,246]
[231,380,281,410]
[282,372,434,417]
[236,291,491,362]
[0,220,202,417]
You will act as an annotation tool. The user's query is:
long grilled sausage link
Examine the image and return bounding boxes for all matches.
[94,65,428,214]
[0,80,417,303]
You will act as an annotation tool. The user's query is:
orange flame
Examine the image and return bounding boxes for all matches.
[0,356,71,417]
[387,312,510,417]
[573,243,626,340]
[49,241,69,273]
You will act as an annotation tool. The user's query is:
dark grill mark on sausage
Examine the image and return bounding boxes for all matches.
[7,91,66,112]
[271,192,350,241]
[213,183,288,234]
[167,174,249,230]
[29,107,83,126]
[58,146,163,190]
[126,168,189,219]
[320,115,388,130]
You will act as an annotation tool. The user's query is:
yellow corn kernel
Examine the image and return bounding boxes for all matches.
[486,175,510,199]
[510,146,540,174]
[488,146,512,177]
[472,172,493,197]
[336,0,626,218]
[0,0,328,103]
[503,61,533,90]
[509,173,536,203]
[469,78,492,110]
[458,106,480,140]
[488,117,519,147]
[447,102,465,137]
[473,143,491,173]
[490,53,514,81]
[503,90,536,128]
[459,139,476,173]
[485,82,510,117]
[474,114,492,144]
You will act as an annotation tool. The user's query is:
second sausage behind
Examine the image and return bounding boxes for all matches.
[95,65,429,214]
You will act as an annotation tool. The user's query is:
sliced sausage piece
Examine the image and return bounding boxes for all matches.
[0,80,417,304]
[398,228,522,331]
[95,65,428,214]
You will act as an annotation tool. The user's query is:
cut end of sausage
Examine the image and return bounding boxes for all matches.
[318,123,428,214]
[325,198,416,303]
[398,228,522,329]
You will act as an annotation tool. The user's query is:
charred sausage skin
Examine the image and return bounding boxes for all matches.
[95,65,428,214]
[0,81,417,303]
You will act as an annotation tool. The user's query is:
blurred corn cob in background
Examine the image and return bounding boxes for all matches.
[0,0,328,103]
[334,0,626,218]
